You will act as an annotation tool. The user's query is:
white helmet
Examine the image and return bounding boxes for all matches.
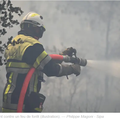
[20,12,45,39]
[20,12,45,30]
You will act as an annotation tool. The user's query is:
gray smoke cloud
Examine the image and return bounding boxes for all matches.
[1,1,120,112]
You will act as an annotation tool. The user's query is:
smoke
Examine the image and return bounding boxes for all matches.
[1,1,120,112]
[87,60,120,79]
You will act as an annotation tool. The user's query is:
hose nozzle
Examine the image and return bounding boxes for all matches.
[79,58,87,66]
[62,55,87,66]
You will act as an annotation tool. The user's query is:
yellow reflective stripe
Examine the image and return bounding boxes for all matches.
[33,51,48,68]
[2,108,16,112]
[8,72,13,84]
[34,107,42,112]
[6,62,31,68]
[4,73,13,102]
[4,84,10,102]
[34,75,38,92]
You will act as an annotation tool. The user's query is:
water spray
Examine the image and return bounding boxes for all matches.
[86,60,120,79]
[70,57,120,79]
[61,51,120,79]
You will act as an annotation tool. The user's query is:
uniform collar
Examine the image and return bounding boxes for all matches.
[18,30,38,40]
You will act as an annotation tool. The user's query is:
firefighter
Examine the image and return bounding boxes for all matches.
[2,12,81,112]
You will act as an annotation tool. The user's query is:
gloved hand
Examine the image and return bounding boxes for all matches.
[59,47,76,57]
[58,63,81,77]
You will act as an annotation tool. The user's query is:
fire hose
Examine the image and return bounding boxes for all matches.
[17,54,87,112]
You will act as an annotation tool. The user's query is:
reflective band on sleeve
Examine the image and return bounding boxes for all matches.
[6,62,31,69]
[38,55,51,70]
[33,51,48,68]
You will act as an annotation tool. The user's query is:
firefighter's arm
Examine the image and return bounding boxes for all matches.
[42,61,81,77]
[22,44,80,77]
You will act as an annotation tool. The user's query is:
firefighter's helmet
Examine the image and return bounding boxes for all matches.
[20,12,45,39]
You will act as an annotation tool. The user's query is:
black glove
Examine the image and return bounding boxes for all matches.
[59,47,76,57]
[58,63,81,77]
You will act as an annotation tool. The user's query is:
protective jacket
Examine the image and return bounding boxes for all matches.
[2,31,61,112]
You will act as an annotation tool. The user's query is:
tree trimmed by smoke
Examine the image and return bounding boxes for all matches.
[0,0,23,65]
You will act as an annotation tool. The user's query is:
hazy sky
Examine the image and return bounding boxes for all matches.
[1,1,120,112]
